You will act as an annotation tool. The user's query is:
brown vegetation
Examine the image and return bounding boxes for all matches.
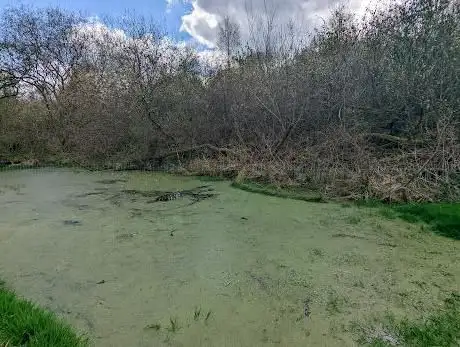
[0,0,459,202]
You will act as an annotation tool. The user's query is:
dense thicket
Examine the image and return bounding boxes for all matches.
[1,0,459,201]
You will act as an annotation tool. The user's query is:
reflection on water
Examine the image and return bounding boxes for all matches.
[0,168,459,346]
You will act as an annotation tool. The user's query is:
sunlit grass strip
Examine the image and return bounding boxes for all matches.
[355,199,460,240]
[375,202,460,240]
[369,293,460,346]
[0,282,87,347]
[393,203,460,240]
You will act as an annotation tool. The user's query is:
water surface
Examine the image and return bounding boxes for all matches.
[0,168,458,346]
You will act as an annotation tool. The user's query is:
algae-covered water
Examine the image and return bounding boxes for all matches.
[0,168,459,346]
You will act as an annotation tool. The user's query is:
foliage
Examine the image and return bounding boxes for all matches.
[0,284,87,346]
[369,293,460,346]
[355,199,460,239]
[393,203,460,239]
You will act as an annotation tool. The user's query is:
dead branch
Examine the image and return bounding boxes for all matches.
[154,144,239,161]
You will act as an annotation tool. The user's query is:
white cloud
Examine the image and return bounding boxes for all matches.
[166,0,182,13]
[72,20,198,90]
[180,1,219,47]
[179,0,392,48]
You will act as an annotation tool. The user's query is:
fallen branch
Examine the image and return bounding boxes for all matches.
[154,144,239,161]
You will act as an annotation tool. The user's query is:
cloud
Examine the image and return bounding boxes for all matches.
[179,0,390,48]
[180,1,219,47]
[73,20,197,77]
[166,0,182,13]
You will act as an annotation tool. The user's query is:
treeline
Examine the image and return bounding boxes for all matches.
[0,0,459,201]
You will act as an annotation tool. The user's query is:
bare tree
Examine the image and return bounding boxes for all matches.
[0,70,18,99]
[217,15,241,69]
[245,0,278,59]
[0,6,88,150]
[0,6,85,108]
[88,13,200,152]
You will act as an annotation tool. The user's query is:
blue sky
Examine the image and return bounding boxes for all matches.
[0,0,192,41]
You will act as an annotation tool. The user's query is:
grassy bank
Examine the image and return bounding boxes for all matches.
[377,203,460,240]
[365,292,460,346]
[0,281,87,347]
[229,180,460,241]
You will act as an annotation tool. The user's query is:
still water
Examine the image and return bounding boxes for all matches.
[0,168,458,346]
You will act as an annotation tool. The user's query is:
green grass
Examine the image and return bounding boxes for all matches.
[0,283,87,346]
[346,215,362,225]
[0,165,35,172]
[193,307,201,321]
[369,293,460,346]
[231,181,325,203]
[167,317,179,333]
[232,182,459,239]
[326,294,346,315]
[354,200,460,240]
[392,203,460,240]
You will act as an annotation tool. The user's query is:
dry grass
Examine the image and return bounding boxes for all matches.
[178,123,460,203]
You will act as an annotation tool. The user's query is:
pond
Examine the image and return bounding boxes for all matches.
[0,168,458,346]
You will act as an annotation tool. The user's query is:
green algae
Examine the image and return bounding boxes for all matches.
[0,169,458,346]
